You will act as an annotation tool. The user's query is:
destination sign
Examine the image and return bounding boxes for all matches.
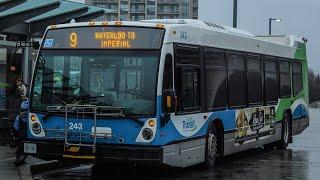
[43,26,164,49]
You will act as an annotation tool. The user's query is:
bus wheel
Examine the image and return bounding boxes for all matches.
[275,114,290,149]
[205,125,218,169]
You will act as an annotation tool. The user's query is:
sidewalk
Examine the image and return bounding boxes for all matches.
[0,145,35,180]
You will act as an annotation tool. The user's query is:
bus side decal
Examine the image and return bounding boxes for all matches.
[290,98,309,119]
[235,106,276,146]
[171,113,211,137]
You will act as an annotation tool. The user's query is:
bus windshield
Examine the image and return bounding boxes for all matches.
[31,50,160,116]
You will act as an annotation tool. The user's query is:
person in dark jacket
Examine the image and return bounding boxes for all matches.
[13,99,29,166]
[7,76,26,147]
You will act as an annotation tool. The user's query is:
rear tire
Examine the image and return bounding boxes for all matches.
[205,125,218,169]
[275,113,290,149]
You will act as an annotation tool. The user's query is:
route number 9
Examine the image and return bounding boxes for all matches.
[70,32,78,48]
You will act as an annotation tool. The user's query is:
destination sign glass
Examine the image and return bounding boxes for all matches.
[43,26,165,49]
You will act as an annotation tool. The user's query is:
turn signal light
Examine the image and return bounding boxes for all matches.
[148,119,155,127]
[31,115,36,122]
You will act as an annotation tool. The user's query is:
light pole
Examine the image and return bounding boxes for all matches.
[269,18,282,35]
[233,0,237,28]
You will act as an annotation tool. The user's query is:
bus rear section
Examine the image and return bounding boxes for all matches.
[26,23,167,164]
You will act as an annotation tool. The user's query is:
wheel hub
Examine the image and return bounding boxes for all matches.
[284,119,289,143]
[208,132,217,159]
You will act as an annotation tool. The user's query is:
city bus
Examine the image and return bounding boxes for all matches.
[24,19,309,169]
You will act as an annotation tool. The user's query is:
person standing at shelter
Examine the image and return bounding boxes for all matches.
[13,98,29,166]
[7,76,27,147]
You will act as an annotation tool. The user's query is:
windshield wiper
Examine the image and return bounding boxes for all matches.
[122,109,144,126]
[71,94,106,105]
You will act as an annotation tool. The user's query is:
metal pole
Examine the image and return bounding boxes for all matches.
[269,18,272,35]
[233,0,237,28]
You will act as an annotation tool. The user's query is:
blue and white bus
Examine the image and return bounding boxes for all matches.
[25,19,309,168]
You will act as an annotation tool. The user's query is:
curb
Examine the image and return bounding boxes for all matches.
[18,164,32,180]
[29,160,61,175]
[16,156,85,179]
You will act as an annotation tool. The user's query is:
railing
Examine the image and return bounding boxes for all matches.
[157,9,180,14]
[44,105,126,153]
[93,0,118,3]
[157,0,180,4]
[130,0,146,3]
[131,9,145,13]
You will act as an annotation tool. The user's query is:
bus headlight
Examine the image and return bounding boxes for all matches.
[142,128,153,141]
[136,118,157,143]
[28,113,45,137]
[32,123,41,134]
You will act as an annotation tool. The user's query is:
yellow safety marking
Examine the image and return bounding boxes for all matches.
[63,154,96,159]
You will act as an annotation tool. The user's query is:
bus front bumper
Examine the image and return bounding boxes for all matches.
[23,141,163,165]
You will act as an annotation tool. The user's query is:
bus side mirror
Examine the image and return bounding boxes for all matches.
[163,89,175,114]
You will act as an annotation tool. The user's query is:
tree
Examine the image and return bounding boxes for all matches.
[308,70,320,103]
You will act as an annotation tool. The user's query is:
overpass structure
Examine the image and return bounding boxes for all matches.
[0,0,112,36]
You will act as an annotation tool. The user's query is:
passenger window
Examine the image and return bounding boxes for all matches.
[205,49,227,110]
[175,45,200,113]
[247,55,262,105]
[279,60,291,97]
[228,53,246,107]
[264,58,279,103]
[292,61,303,96]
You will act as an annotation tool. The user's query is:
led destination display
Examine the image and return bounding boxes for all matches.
[43,26,164,49]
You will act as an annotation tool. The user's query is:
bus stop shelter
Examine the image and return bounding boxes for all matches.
[0,0,112,143]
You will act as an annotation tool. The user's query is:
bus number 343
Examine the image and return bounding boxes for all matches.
[68,122,83,131]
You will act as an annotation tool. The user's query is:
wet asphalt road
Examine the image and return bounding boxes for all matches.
[38,109,320,180]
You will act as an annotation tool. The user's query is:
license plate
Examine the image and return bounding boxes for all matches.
[24,143,37,154]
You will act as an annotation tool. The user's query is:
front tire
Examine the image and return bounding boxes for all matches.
[275,114,290,149]
[205,126,218,169]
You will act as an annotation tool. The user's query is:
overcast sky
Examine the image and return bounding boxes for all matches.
[70,0,319,73]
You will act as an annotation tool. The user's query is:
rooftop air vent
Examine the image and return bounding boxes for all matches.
[204,21,226,30]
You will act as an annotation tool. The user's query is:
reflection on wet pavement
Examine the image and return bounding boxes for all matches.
[41,109,320,180]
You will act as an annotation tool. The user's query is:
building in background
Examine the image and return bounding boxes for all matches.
[85,0,198,21]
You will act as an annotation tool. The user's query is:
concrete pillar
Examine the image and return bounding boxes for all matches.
[22,46,29,85]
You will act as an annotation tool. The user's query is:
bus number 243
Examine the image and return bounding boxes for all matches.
[69,122,83,131]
